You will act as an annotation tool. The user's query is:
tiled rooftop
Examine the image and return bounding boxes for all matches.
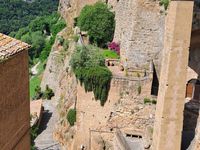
[0,33,31,60]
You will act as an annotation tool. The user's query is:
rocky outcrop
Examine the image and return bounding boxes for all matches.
[59,0,100,28]
[41,29,67,92]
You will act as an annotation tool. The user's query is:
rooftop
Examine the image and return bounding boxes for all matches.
[0,33,30,60]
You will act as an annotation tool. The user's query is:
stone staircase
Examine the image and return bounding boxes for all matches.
[34,100,61,150]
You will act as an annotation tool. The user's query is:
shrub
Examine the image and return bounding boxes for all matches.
[42,85,54,100]
[160,0,170,10]
[33,86,43,100]
[152,99,157,104]
[144,98,151,104]
[77,2,115,47]
[108,42,120,55]
[70,45,112,106]
[67,109,76,126]
[144,98,157,104]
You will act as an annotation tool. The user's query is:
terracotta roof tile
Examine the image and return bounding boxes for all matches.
[0,33,31,60]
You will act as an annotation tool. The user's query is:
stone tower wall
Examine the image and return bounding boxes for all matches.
[113,0,165,75]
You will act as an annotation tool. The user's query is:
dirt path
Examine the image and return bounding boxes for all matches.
[31,62,40,75]
[34,99,61,150]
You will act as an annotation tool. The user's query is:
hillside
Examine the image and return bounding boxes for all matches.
[0,0,59,34]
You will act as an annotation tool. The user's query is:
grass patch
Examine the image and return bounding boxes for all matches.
[30,76,41,98]
[102,49,119,59]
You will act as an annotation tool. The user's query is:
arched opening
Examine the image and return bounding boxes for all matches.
[186,79,200,100]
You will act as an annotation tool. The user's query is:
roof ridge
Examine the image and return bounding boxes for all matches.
[0,33,31,61]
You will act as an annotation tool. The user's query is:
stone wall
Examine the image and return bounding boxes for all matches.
[113,0,165,75]
[66,75,155,150]
[0,50,30,150]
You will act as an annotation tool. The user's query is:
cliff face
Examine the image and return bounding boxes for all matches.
[59,0,100,28]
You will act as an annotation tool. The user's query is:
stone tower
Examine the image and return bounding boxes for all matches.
[152,1,194,150]
[0,33,31,150]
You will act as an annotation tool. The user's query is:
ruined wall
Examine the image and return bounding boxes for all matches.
[0,50,30,150]
[59,75,155,150]
[114,0,165,75]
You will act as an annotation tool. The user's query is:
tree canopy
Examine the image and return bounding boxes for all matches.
[0,0,59,34]
[77,2,115,47]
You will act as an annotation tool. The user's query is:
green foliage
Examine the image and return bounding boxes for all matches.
[70,45,105,70]
[70,46,112,106]
[67,109,76,126]
[30,124,38,150]
[51,19,66,36]
[77,2,115,47]
[33,86,43,100]
[30,76,41,98]
[75,67,112,106]
[72,35,79,42]
[102,49,120,59]
[0,0,59,34]
[144,98,157,104]
[13,13,66,64]
[43,85,55,100]
[144,98,151,104]
[160,0,170,10]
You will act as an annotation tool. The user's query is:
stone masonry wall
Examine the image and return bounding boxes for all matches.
[0,50,30,150]
[113,0,165,75]
[68,75,155,150]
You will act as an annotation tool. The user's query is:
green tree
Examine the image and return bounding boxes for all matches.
[30,31,45,58]
[77,2,115,47]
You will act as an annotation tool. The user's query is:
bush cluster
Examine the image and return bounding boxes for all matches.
[70,45,112,106]
[33,85,54,100]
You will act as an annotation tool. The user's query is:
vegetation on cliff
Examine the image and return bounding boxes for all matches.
[160,0,170,10]
[0,0,59,34]
[70,45,112,106]
[67,109,77,126]
[10,13,66,65]
[77,2,115,47]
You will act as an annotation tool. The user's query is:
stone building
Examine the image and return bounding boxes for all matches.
[0,33,31,150]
